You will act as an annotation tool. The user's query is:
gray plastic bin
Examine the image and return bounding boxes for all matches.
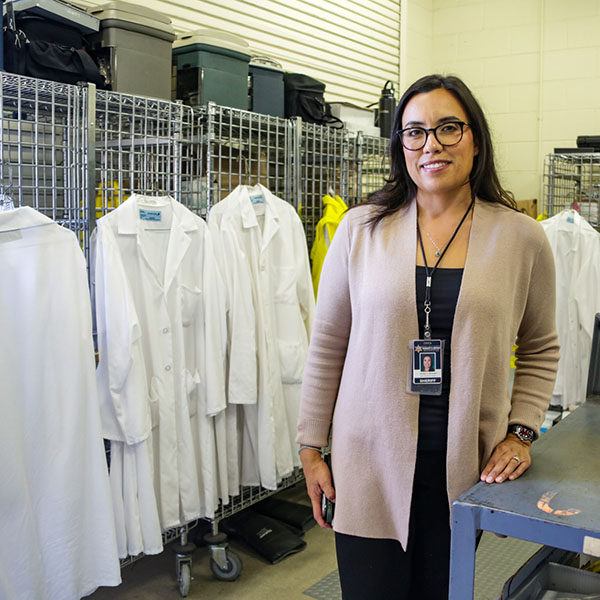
[87,1,175,100]
[506,562,600,599]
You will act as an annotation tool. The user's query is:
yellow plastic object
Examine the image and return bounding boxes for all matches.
[510,344,517,369]
[310,194,348,298]
[536,211,548,222]
[96,181,126,218]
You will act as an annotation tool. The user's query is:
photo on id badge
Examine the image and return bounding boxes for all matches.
[412,341,442,385]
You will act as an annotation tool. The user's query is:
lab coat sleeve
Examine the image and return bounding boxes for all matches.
[511,231,561,435]
[95,223,151,444]
[296,212,352,448]
[575,246,600,343]
[202,229,228,416]
[293,215,316,340]
[218,225,258,405]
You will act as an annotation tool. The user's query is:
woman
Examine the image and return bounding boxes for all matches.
[421,354,433,372]
[296,74,559,599]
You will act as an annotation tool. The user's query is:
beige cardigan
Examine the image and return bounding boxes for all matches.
[296,198,559,549]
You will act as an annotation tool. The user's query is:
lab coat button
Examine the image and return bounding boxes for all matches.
[162,327,169,334]
[165,365,171,372]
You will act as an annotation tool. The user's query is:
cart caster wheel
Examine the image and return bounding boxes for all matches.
[178,562,191,597]
[209,550,242,582]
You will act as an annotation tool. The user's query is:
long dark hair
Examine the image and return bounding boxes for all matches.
[361,74,515,228]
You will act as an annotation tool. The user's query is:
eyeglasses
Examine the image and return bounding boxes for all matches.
[399,121,471,151]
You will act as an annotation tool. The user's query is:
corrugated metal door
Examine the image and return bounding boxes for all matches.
[77,0,400,107]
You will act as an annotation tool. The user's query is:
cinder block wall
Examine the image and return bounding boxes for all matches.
[401,0,600,206]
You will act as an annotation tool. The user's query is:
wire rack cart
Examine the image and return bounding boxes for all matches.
[1,71,391,596]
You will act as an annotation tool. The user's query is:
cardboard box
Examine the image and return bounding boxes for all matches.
[516,199,538,219]
[329,102,379,136]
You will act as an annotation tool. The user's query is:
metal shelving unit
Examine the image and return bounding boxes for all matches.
[544,153,600,227]
[0,73,89,250]
[2,71,391,596]
[297,121,350,247]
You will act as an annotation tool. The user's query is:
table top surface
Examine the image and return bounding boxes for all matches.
[456,397,600,533]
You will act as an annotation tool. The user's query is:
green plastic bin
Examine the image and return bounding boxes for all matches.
[173,29,251,109]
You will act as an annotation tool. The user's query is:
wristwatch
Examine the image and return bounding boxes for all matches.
[508,424,535,443]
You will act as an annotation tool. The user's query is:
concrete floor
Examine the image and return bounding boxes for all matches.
[88,483,541,600]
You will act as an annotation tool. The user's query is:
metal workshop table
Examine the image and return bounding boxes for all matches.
[449,396,600,599]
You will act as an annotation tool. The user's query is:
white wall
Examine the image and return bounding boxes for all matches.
[400,0,433,92]
[400,0,600,205]
[76,0,401,107]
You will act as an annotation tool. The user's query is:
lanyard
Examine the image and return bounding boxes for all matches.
[417,200,474,339]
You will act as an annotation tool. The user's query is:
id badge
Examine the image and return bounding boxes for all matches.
[408,339,444,395]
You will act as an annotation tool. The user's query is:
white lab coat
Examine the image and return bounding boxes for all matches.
[94,195,228,558]
[209,184,315,490]
[541,209,600,408]
[0,207,120,599]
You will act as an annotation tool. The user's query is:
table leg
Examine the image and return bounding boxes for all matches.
[449,502,478,600]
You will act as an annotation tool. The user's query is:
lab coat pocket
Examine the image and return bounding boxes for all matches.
[183,368,201,417]
[273,266,297,305]
[278,340,306,384]
[149,376,162,429]
[180,284,202,327]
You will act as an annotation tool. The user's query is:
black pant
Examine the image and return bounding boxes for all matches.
[335,450,451,600]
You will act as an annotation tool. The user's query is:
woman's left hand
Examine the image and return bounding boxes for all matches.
[480,434,532,484]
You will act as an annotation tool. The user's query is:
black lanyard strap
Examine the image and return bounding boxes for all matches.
[416,199,474,339]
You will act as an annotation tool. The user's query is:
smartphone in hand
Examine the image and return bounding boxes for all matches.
[321,453,334,525]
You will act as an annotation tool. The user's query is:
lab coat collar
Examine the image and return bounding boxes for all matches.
[0,205,54,231]
[237,184,281,252]
[117,194,198,292]
[117,194,199,235]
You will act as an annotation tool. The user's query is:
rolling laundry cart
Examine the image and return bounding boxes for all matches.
[1,70,393,596]
[449,396,600,599]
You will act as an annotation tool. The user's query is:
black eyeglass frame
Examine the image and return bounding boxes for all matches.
[398,121,471,151]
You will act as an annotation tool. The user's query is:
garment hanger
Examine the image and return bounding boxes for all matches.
[0,192,15,212]
[0,164,16,212]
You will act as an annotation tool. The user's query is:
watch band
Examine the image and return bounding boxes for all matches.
[508,424,535,442]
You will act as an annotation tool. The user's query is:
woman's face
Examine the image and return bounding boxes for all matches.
[423,355,432,370]
[400,88,478,199]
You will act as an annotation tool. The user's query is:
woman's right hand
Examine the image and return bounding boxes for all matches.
[300,449,336,529]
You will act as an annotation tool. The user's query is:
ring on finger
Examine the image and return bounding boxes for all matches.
[511,455,521,464]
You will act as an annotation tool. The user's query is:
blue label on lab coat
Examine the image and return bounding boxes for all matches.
[139,209,162,222]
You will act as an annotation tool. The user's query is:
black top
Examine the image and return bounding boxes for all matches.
[415,265,463,452]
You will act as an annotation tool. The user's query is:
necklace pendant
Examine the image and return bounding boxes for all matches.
[435,250,440,257]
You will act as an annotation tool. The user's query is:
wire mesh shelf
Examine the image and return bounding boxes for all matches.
[94,91,195,221]
[298,122,350,247]
[351,133,389,206]
[199,103,293,216]
[0,73,88,249]
[544,153,600,226]
[208,468,306,529]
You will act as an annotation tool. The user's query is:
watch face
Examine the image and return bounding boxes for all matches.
[512,425,534,441]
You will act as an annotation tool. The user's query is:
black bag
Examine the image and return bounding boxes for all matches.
[3,12,105,88]
[254,497,317,534]
[284,73,343,128]
[220,508,306,564]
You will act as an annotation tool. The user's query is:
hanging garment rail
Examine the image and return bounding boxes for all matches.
[1,71,390,596]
